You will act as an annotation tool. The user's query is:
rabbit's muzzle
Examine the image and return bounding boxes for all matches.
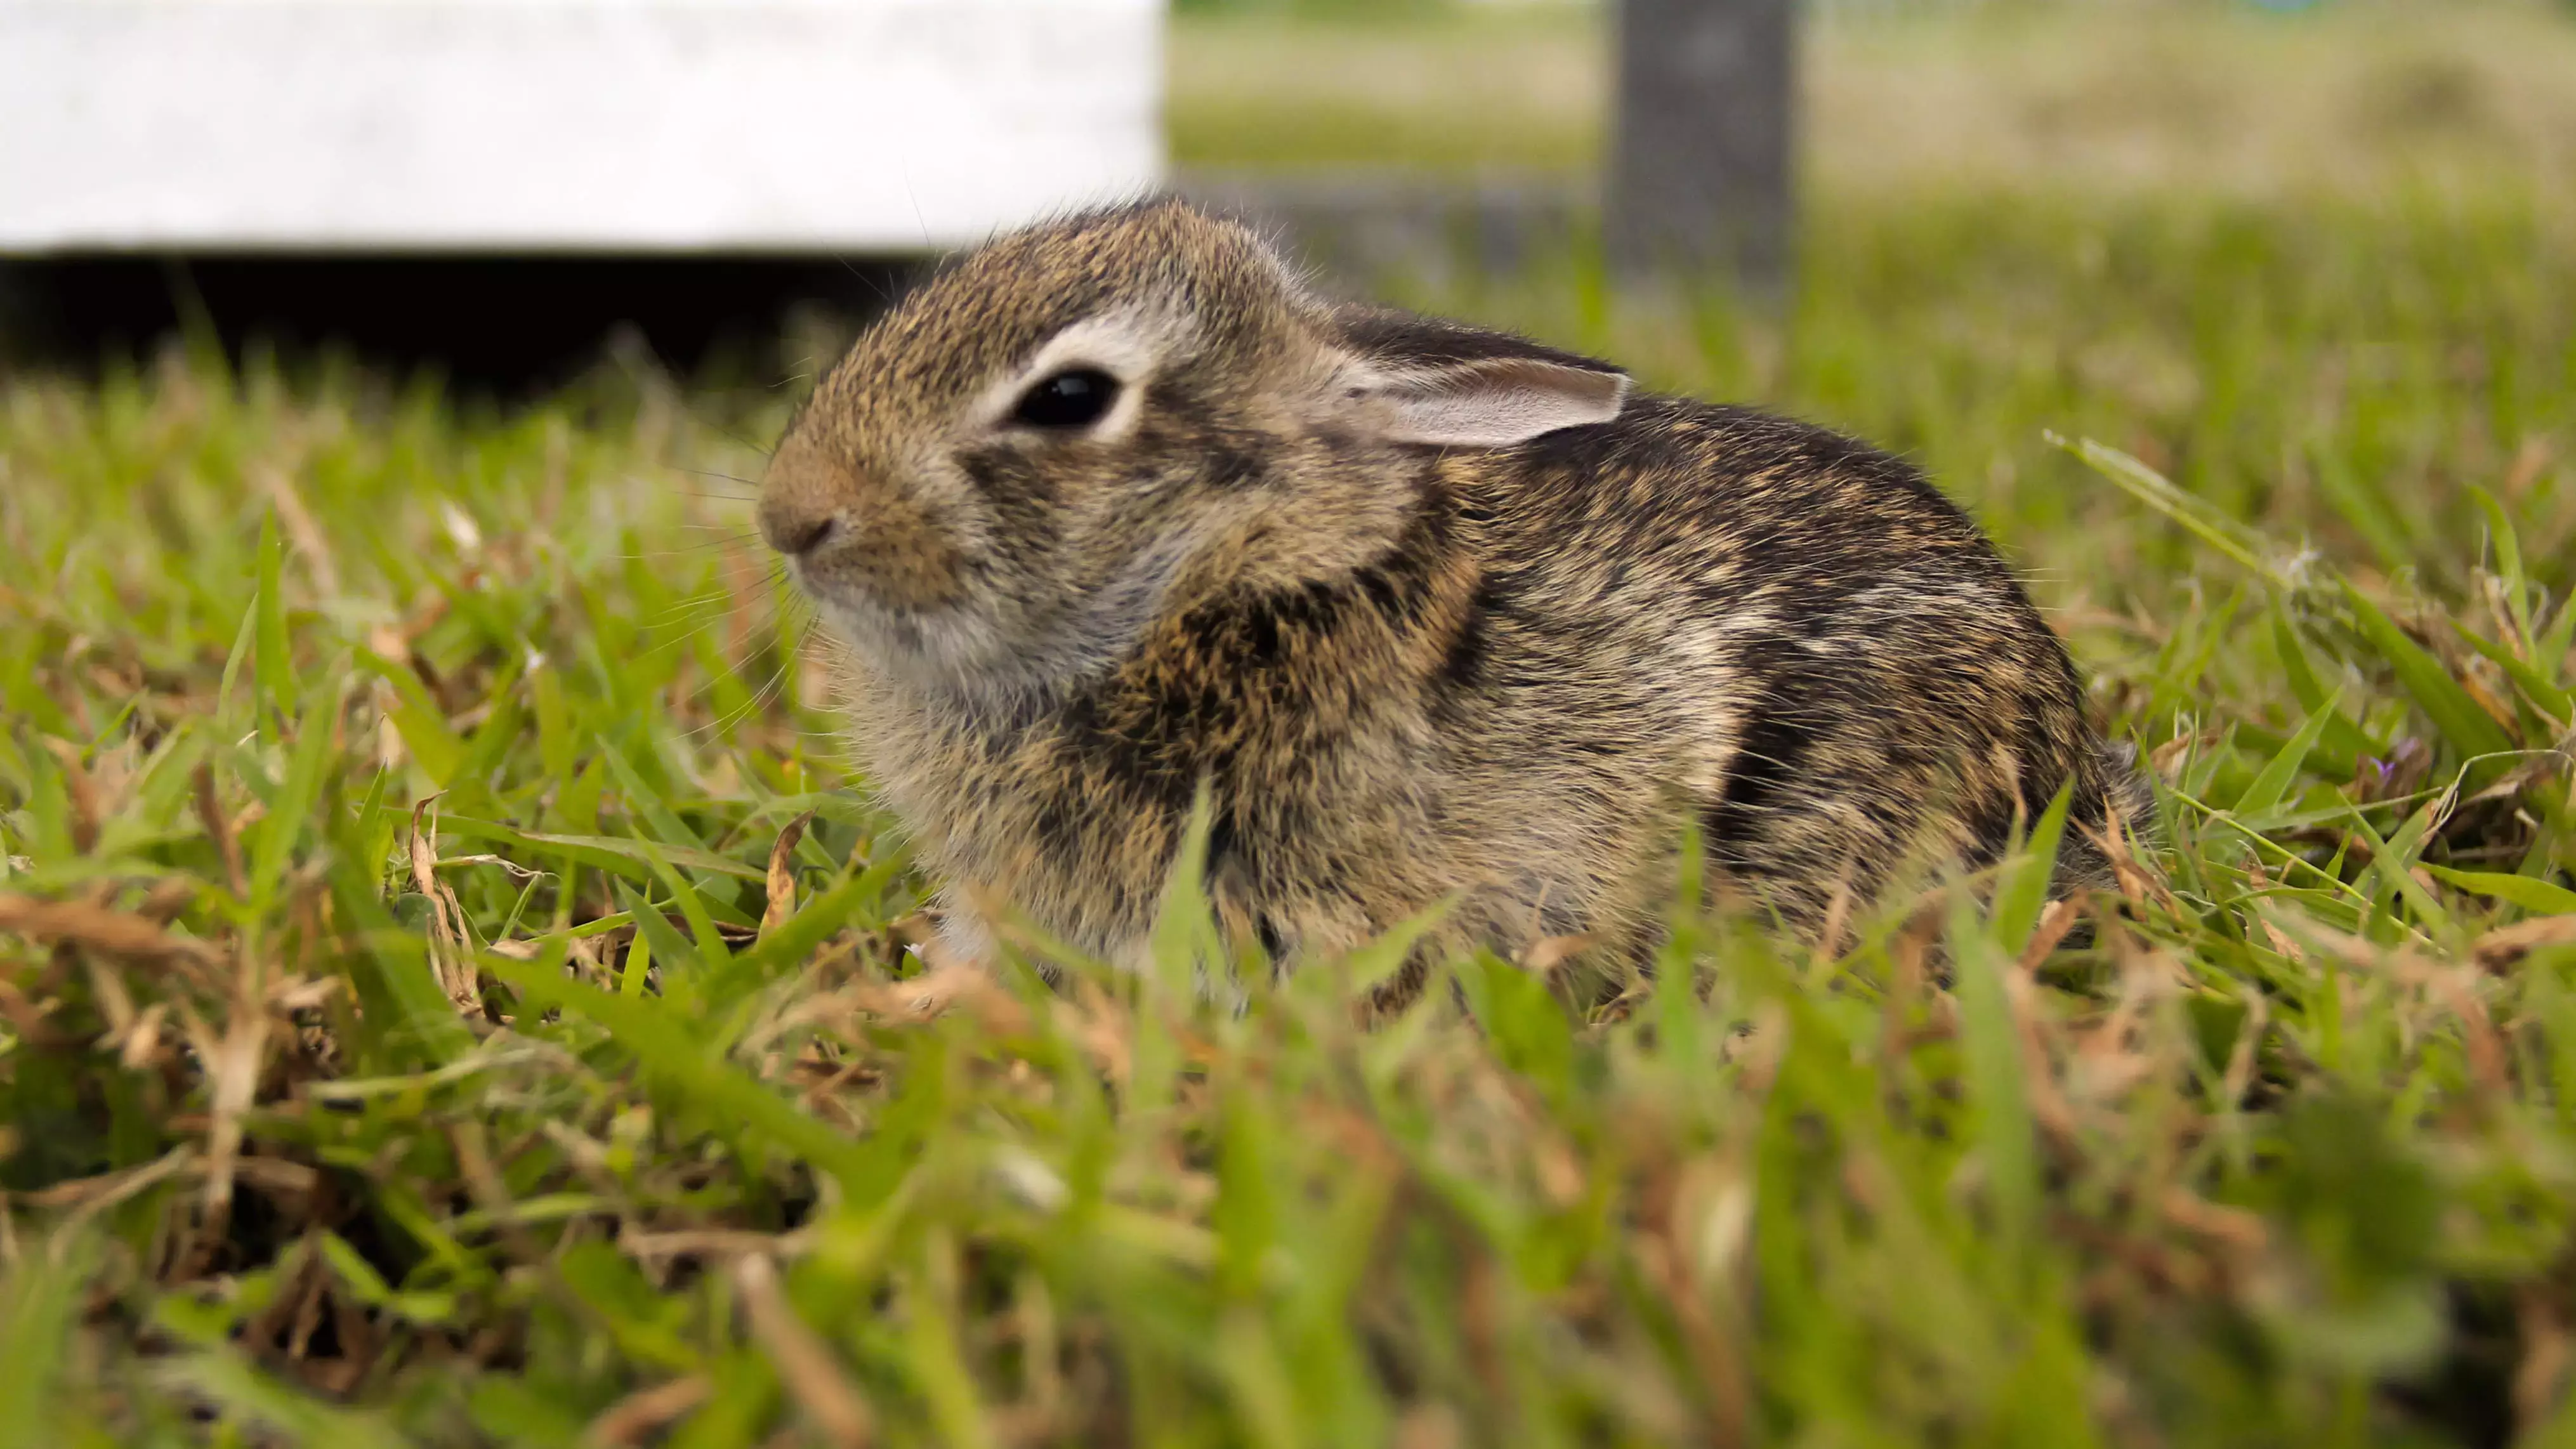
[759,435,969,617]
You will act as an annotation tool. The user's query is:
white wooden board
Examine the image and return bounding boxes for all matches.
[0,0,1164,254]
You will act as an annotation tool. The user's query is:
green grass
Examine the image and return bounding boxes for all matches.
[1171,7,1604,175]
[6,179,2576,1449]
[1170,1,2576,193]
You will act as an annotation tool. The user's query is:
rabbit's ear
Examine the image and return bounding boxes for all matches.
[1357,357,1631,449]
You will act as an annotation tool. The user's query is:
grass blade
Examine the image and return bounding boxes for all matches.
[2420,865,2576,916]
[1992,780,2073,954]
[2452,621,2573,724]
[2340,583,2516,767]
[496,962,874,1190]
[1948,895,2037,1259]
[2233,688,2345,820]
[2056,433,2285,586]
[355,647,469,789]
[254,507,292,728]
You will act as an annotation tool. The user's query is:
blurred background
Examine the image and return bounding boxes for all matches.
[1176,0,2575,194]
[1158,0,2576,639]
[10,0,2572,379]
[3,0,2572,617]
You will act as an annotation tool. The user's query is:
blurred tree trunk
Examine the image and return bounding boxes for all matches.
[1608,0,1796,299]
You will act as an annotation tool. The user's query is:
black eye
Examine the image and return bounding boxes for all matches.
[1011,368,1120,429]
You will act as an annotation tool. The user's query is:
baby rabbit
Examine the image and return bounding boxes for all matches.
[760,200,2146,997]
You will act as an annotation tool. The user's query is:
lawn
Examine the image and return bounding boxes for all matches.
[6,6,2576,1446]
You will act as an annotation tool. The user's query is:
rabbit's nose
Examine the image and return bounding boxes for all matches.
[759,494,843,560]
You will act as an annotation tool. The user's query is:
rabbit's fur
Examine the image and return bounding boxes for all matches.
[761,200,2147,995]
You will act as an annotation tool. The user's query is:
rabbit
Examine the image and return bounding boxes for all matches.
[758,199,2149,1002]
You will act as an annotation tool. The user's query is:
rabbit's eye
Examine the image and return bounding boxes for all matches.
[1011,369,1120,429]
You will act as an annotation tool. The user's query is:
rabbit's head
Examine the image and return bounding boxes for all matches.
[760,200,1628,692]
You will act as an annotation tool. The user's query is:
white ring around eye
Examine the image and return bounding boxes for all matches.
[966,302,1189,444]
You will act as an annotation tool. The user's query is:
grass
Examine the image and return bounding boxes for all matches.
[7,11,2576,1445]
[1169,0,2576,195]
[1171,6,1605,176]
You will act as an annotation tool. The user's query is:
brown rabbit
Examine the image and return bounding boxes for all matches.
[759,200,2146,996]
